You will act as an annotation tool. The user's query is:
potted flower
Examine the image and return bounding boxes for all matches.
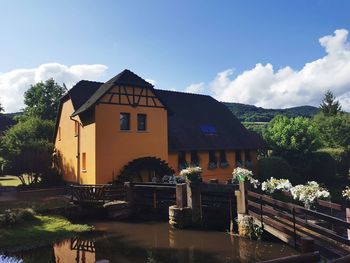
[290,181,330,209]
[232,167,259,188]
[261,177,292,201]
[179,166,202,182]
[342,186,350,201]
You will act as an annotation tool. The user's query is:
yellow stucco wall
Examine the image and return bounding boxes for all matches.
[95,86,168,184]
[168,150,258,182]
[54,99,78,183]
[79,120,96,184]
[54,98,96,184]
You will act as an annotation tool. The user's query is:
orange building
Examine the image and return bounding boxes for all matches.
[54,69,264,184]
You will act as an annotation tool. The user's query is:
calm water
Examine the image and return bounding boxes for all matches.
[2,221,297,263]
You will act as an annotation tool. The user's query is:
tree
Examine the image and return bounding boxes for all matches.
[0,117,54,184]
[313,113,350,149]
[263,115,320,155]
[22,79,67,121]
[319,90,342,116]
[0,101,3,114]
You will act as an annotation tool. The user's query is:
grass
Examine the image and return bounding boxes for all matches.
[0,214,92,252]
[0,175,25,187]
[0,197,71,214]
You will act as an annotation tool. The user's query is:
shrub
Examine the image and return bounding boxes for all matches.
[40,167,64,187]
[317,148,349,176]
[0,208,36,227]
[305,152,336,183]
[257,157,297,183]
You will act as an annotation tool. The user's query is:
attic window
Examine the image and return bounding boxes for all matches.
[199,124,217,135]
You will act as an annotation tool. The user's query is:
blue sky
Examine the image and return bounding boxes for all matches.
[1,0,350,112]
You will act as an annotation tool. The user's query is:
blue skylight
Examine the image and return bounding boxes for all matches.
[199,124,217,135]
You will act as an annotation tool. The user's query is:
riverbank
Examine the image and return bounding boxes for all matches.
[0,214,92,252]
[0,195,92,252]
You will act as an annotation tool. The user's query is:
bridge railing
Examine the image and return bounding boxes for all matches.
[247,190,350,258]
[70,184,126,205]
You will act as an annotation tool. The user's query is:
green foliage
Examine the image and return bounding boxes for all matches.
[263,115,320,154]
[243,122,268,135]
[225,102,319,122]
[317,148,349,176]
[21,79,66,121]
[305,152,336,183]
[0,117,54,178]
[257,156,296,183]
[319,90,342,116]
[313,113,350,149]
[0,208,36,227]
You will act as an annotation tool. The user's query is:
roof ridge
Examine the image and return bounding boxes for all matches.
[155,88,212,98]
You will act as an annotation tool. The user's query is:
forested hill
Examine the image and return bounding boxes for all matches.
[224,102,319,122]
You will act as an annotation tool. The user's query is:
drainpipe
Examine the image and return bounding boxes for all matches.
[71,117,80,184]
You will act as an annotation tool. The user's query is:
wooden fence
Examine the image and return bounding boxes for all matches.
[70,184,126,206]
[247,190,350,259]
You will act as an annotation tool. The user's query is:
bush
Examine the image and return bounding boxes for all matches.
[40,167,64,187]
[257,157,297,183]
[317,148,349,176]
[305,152,336,183]
[0,208,36,227]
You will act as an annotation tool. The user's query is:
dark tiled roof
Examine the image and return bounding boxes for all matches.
[54,69,266,150]
[154,89,265,151]
[68,80,102,111]
[72,69,153,116]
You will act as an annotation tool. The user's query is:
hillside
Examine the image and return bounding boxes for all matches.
[224,102,319,122]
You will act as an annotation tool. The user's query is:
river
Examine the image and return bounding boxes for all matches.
[2,221,297,263]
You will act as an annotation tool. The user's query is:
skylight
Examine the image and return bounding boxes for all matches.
[199,124,217,135]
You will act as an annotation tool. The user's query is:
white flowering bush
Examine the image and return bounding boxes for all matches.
[179,166,202,182]
[342,186,350,200]
[290,181,330,209]
[232,167,259,188]
[261,177,293,194]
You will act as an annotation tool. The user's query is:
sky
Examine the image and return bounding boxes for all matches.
[1,0,350,112]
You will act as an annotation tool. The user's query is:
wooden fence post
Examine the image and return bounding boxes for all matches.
[176,183,187,208]
[346,207,350,240]
[187,182,201,224]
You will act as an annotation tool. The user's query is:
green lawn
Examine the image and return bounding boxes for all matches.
[0,196,71,213]
[0,175,26,187]
[0,214,92,252]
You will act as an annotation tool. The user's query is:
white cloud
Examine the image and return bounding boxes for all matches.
[205,29,350,111]
[0,63,108,112]
[145,78,157,86]
[185,82,205,94]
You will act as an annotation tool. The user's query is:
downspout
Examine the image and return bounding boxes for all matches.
[71,117,80,184]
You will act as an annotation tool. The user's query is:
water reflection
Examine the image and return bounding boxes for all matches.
[6,221,297,263]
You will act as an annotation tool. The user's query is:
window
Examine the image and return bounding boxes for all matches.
[82,153,87,171]
[220,150,229,168]
[137,114,147,131]
[178,151,187,170]
[190,151,199,166]
[120,113,130,130]
[208,150,217,169]
[74,122,79,137]
[58,127,61,141]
